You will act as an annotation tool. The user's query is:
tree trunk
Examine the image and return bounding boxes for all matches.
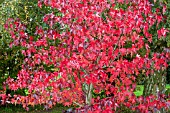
[85,83,93,106]
[143,70,166,113]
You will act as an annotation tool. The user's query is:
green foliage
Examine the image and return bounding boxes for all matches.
[149,0,170,48]
[0,0,59,95]
[15,0,57,34]
[0,0,4,4]
[167,66,170,84]
[165,1,170,47]
[0,0,24,91]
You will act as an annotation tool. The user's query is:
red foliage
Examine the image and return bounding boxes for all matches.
[1,0,169,112]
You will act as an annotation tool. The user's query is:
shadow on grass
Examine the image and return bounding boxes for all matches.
[0,104,69,113]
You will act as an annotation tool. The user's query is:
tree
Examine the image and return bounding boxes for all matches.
[0,0,60,100]
[142,1,170,111]
[142,0,170,96]
[1,0,169,112]
[0,0,24,94]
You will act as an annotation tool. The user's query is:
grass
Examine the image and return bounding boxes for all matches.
[0,104,69,113]
[134,84,170,96]
[134,85,144,97]
[166,84,170,89]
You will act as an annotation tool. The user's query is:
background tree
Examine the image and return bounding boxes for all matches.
[142,0,170,98]
[0,0,59,96]
[0,0,24,94]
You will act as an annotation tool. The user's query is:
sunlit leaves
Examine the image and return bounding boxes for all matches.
[1,0,169,112]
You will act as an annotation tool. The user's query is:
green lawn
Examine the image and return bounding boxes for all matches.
[134,85,144,97]
[0,104,69,113]
[134,84,170,96]
[166,84,170,89]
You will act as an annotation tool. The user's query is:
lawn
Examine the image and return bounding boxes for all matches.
[134,84,170,96]
[0,104,69,113]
